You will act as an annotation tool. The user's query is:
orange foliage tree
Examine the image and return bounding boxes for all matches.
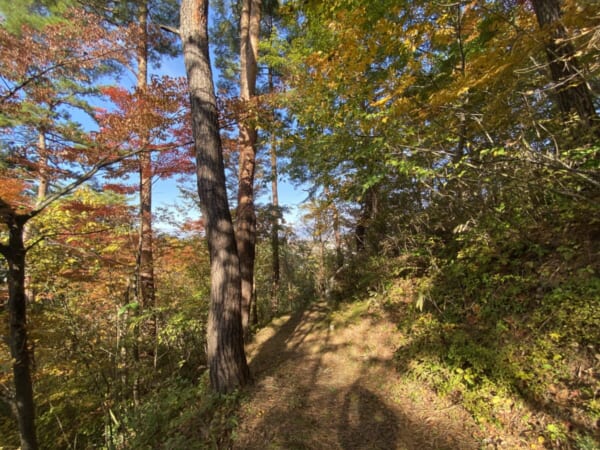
[0,7,142,448]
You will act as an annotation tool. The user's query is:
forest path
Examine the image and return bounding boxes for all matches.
[233,301,484,449]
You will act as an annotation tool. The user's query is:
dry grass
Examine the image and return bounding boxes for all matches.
[233,302,485,449]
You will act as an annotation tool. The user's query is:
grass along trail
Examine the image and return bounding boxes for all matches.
[232,301,486,449]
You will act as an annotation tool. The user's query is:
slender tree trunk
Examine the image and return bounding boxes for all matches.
[323,186,342,270]
[332,202,343,270]
[317,231,326,298]
[136,1,157,353]
[36,133,49,202]
[447,3,468,212]
[355,186,377,253]
[269,132,280,312]
[180,0,251,393]
[267,63,280,314]
[355,222,366,253]
[530,0,599,137]
[23,132,49,305]
[455,1,468,166]
[1,215,38,450]
[236,0,262,335]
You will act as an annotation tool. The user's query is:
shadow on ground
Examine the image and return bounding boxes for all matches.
[382,271,600,446]
[234,302,480,450]
[337,383,399,450]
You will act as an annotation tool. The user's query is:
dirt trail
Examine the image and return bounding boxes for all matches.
[233,302,485,449]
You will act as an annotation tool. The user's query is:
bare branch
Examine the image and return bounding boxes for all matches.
[159,24,180,36]
[30,147,146,220]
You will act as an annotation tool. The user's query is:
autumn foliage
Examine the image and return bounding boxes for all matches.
[1,0,599,448]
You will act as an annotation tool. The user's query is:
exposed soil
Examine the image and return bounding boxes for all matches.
[233,302,487,449]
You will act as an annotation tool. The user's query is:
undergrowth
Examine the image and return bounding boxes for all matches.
[336,223,600,448]
[122,374,243,449]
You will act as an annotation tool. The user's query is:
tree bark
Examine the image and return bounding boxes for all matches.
[180,0,251,393]
[136,0,157,348]
[355,186,377,253]
[332,201,343,270]
[267,60,280,315]
[1,214,38,450]
[530,0,599,137]
[269,131,280,313]
[236,0,261,335]
[36,133,49,202]
[23,132,49,305]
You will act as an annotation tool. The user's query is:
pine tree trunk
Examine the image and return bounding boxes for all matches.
[36,133,49,202]
[23,132,49,305]
[236,0,261,335]
[180,0,251,393]
[1,215,38,450]
[267,63,280,315]
[269,132,280,313]
[530,0,599,137]
[136,1,157,354]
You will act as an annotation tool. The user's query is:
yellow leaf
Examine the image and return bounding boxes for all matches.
[370,94,392,107]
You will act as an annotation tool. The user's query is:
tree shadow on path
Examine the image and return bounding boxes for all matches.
[338,383,399,450]
[236,302,480,449]
[249,302,332,378]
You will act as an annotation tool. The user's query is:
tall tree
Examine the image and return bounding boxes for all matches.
[0,5,143,446]
[128,0,181,358]
[259,1,284,313]
[0,156,144,450]
[179,0,251,393]
[268,118,280,312]
[236,0,261,334]
[135,0,157,353]
[96,76,191,408]
[89,0,182,364]
[530,0,599,137]
[0,209,36,450]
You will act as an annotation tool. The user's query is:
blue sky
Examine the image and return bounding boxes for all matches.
[64,47,307,234]
[151,55,308,233]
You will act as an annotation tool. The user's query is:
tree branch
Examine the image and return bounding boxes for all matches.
[24,226,123,253]
[159,24,180,36]
[1,47,130,104]
[30,147,146,220]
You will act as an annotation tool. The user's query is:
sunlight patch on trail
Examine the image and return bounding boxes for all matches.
[234,302,483,450]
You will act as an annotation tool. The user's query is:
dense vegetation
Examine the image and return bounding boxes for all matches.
[1,0,599,448]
